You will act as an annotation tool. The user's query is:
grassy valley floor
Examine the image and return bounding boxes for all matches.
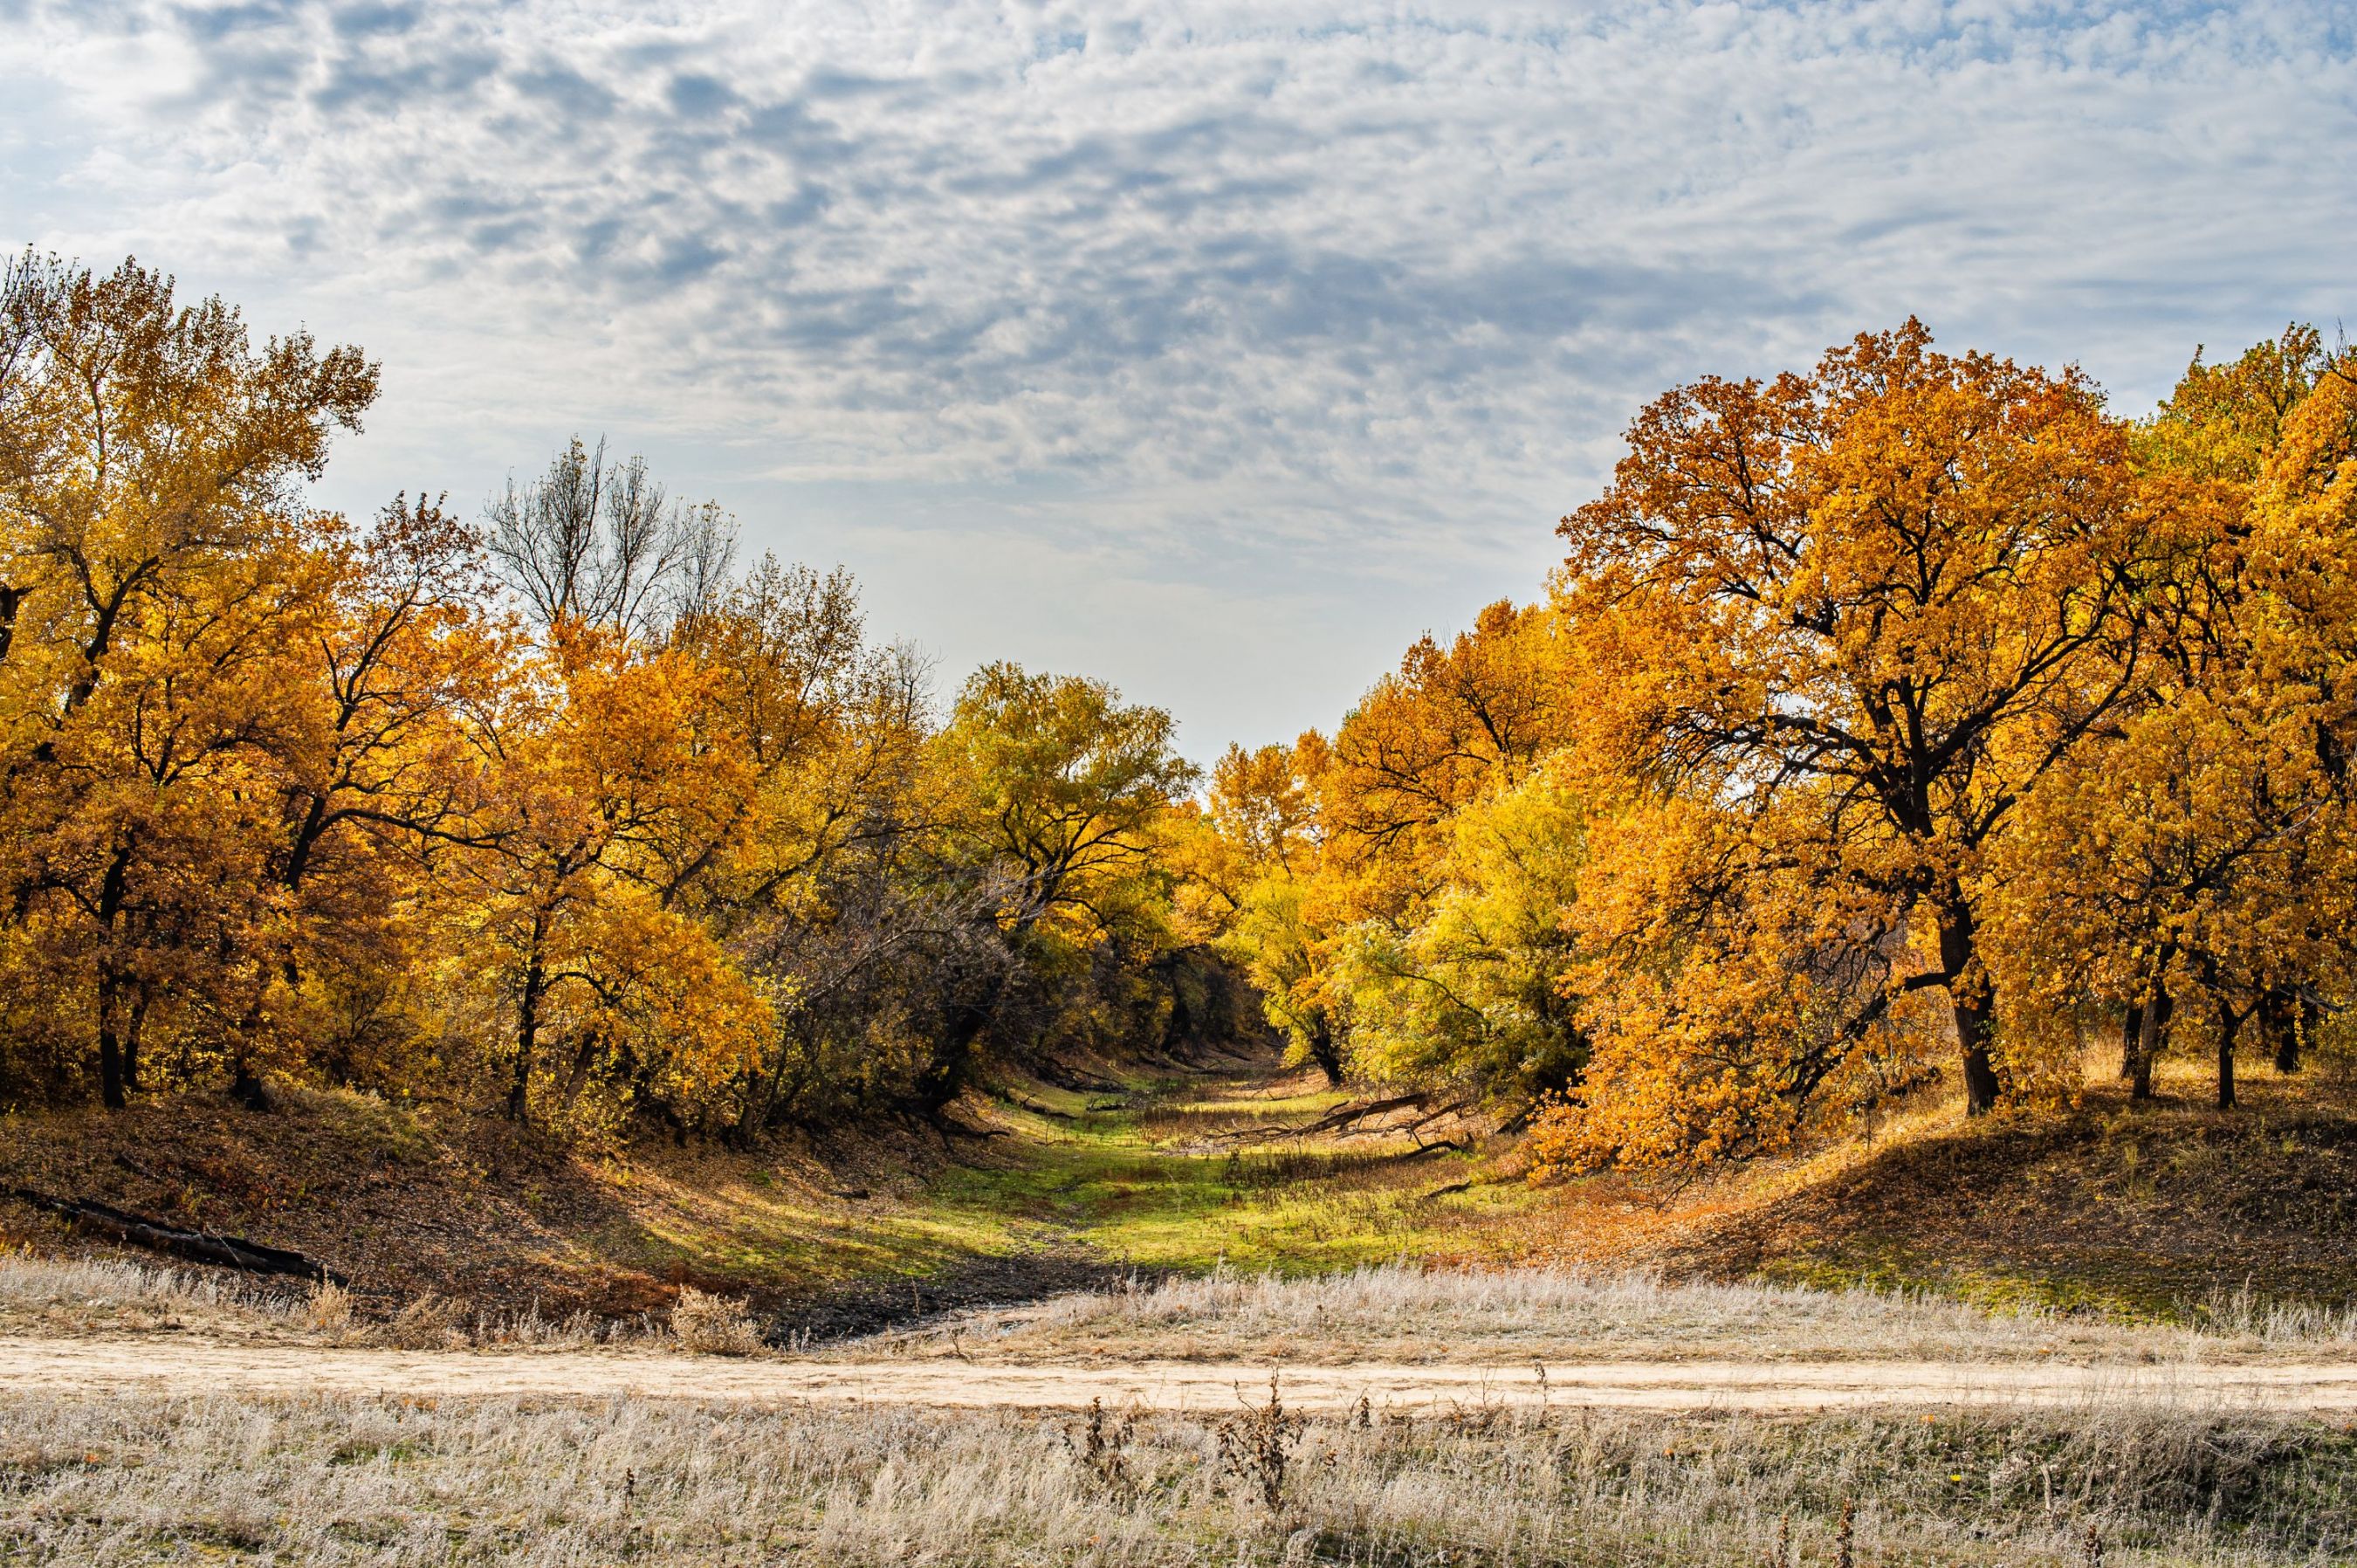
[7,1052,2357,1336]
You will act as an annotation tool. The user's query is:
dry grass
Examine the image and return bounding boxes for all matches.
[670,1287,764,1355]
[0,1386,2349,1565]
[15,1249,2357,1374]
[0,1248,306,1340]
[0,1251,676,1351]
[879,1262,2357,1366]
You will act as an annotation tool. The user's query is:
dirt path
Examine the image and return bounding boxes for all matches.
[6,1336,2357,1413]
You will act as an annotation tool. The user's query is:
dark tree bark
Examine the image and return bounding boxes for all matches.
[121,992,147,1097]
[2261,988,2308,1075]
[94,848,133,1110]
[2217,1006,2239,1111]
[2120,1005,2143,1080]
[1936,903,1999,1115]
[1306,1014,1344,1088]
[2130,987,2170,1102]
[508,915,549,1122]
[6,1189,346,1285]
[96,980,127,1111]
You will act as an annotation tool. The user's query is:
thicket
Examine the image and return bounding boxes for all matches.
[1211,320,2357,1174]
[0,254,1253,1137]
[8,251,2355,1175]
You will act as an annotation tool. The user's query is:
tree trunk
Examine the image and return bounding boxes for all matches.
[1160,965,1195,1056]
[121,990,146,1097]
[94,847,131,1110]
[1935,901,1998,1115]
[1307,1014,1344,1089]
[559,1028,602,1110]
[2131,987,2168,1102]
[917,1003,989,1113]
[2217,1015,2237,1111]
[2264,989,2307,1075]
[2119,1005,2143,1079]
[96,974,127,1111]
[508,922,547,1123]
[228,1067,275,1113]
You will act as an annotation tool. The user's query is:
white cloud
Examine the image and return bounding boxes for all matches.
[7,0,2352,752]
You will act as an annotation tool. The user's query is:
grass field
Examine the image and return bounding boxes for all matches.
[889,1260,2357,1367]
[919,1074,1535,1276]
[4,1386,2352,1565]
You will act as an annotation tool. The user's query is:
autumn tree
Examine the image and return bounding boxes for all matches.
[1985,328,2357,1109]
[451,628,771,1131]
[927,664,1199,1104]
[0,251,376,1107]
[242,494,512,1099]
[1206,738,1348,1083]
[1550,320,2153,1124]
[1333,757,1588,1106]
[1209,603,1576,1095]
[1316,600,1570,924]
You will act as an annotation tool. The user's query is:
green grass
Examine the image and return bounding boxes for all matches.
[911,1071,1543,1276]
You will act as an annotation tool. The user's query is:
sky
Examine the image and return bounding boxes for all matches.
[5,1,2353,760]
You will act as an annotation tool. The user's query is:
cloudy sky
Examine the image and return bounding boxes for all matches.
[6,2,2352,757]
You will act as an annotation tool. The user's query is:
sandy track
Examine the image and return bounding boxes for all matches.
[5,1337,2357,1413]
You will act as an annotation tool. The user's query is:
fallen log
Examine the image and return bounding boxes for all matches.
[4,1187,347,1287]
[1211,1092,1453,1145]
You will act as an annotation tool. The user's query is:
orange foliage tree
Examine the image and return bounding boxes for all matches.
[1548,321,2154,1138]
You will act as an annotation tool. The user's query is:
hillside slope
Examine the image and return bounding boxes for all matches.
[0,1087,1052,1319]
[8,1061,2354,1330]
[1615,1070,2357,1317]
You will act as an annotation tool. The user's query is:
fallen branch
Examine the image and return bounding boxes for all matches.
[4,1187,347,1286]
[1396,1101,1474,1138]
[1398,1138,1471,1162]
[112,1152,173,1185]
[1212,1092,1434,1144]
[1417,1180,1475,1202]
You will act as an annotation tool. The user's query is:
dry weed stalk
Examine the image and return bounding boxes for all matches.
[1067,1396,1137,1497]
[1216,1372,1307,1510]
[0,1390,2344,1565]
